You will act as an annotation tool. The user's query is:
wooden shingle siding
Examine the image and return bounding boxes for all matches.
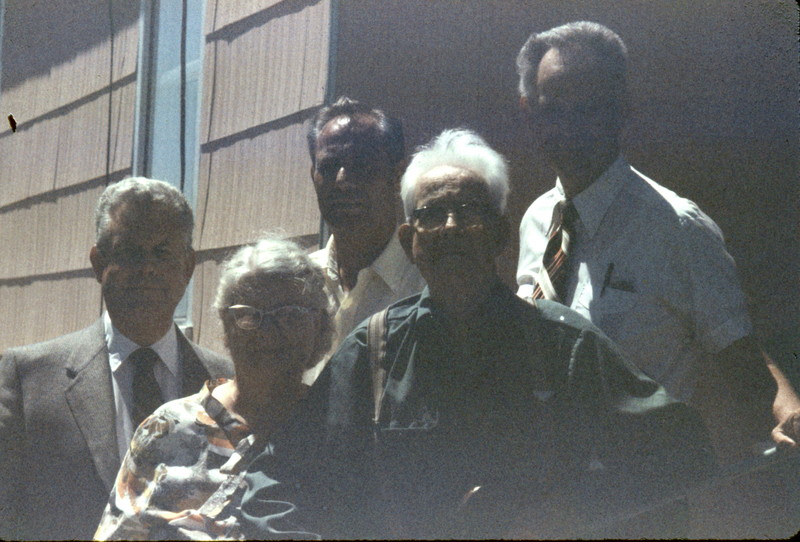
[0,2,140,351]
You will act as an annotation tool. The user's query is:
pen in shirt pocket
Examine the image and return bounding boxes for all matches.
[600,262,614,297]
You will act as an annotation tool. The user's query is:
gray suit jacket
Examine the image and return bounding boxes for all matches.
[0,319,232,540]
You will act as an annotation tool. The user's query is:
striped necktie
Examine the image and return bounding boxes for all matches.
[129,347,164,428]
[532,200,578,303]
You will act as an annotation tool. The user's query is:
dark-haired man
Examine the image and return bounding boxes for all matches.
[304,97,425,381]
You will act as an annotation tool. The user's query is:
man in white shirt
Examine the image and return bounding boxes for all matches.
[514,21,800,462]
[304,97,425,381]
[0,177,232,540]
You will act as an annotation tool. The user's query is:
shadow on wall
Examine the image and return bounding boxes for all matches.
[0,0,139,92]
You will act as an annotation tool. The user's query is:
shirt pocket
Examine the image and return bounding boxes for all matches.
[577,286,638,339]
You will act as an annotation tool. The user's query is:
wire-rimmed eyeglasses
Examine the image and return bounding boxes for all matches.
[226,304,320,332]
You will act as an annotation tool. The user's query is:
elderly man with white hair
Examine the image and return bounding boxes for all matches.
[239,129,716,539]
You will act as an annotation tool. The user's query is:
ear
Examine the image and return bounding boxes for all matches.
[183,248,197,282]
[89,245,105,284]
[398,223,415,263]
[518,96,535,128]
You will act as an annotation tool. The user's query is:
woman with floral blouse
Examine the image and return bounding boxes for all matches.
[95,235,331,540]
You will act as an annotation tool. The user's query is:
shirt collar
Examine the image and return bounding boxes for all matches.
[556,155,629,239]
[323,234,338,282]
[104,311,180,376]
[369,228,409,294]
[326,226,408,294]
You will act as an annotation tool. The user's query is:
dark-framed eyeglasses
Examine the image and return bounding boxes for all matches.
[226,304,320,332]
[410,202,497,231]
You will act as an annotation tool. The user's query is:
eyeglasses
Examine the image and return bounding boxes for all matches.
[411,202,496,231]
[226,304,320,332]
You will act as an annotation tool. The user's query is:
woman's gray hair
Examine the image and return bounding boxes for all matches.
[214,234,332,365]
[516,21,628,100]
[95,177,194,253]
[400,129,509,219]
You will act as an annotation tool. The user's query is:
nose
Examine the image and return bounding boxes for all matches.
[441,210,463,232]
[135,257,160,275]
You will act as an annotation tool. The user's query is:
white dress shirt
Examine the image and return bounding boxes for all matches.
[104,311,183,460]
[304,229,426,382]
[517,156,752,402]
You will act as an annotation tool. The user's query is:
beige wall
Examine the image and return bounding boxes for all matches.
[0,1,139,350]
[191,0,331,353]
[0,0,332,354]
[1,0,796,375]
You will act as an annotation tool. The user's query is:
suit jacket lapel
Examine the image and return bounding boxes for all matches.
[177,327,212,396]
[64,320,120,492]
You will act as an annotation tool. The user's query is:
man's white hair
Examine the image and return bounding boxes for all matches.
[400,129,509,219]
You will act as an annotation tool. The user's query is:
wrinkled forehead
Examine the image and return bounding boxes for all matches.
[316,114,387,158]
[231,273,315,307]
[107,202,186,242]
[415,165,490,204]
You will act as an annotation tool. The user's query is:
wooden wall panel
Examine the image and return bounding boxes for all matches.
[0,3,138,206]
[0,1,139,350]
[190,0,333,349]
[0,81,136,207]
[0,3,138,117]
[0,274,100,352]
[202,0,330,142]
[0,185,103,278]
[195,118,320,250]
[206,0,286,30]
[191,256,228,358]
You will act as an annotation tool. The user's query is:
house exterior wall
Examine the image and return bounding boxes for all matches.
[0,0,796,375]
[191,0,330,354]
[0,0,331,354]
[0,1,140,349]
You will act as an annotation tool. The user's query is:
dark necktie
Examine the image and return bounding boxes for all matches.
[532,200,578,303]
[129,347,164,428]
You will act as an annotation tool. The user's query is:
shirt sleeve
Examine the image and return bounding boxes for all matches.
[677,207,752,353]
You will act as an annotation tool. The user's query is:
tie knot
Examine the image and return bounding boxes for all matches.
[129,347,159,370]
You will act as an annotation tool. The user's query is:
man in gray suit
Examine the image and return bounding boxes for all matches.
[0,177,232,540]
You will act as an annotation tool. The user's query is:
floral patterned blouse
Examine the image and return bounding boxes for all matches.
[95,379,256,540]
